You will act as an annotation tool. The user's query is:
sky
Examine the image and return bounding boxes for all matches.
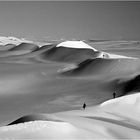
[0,1,140,40]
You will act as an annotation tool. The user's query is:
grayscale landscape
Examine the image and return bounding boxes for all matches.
[0,1,140,139]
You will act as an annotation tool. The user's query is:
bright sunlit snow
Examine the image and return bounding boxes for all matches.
[56,41,97,51]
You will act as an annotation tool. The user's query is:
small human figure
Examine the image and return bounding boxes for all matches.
[103,54,105,58]
[113,91,116,99]
[83,102,86,109]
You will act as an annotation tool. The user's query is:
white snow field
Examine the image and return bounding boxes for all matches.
[56,40,98,51]
[56,41,136,59]
[0,36,33,45]
[0,93,140,139]
[0,39,140,139]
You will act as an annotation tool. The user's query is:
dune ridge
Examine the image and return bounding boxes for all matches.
[0,40,137,64]
[0,93,140,139]
[9,42,39,51]
[39,41,137,64]
[0,36,33,45]
[56,40,98,51]
[0,39,140,139]
[61,57,140,78]
[8,114,63,126]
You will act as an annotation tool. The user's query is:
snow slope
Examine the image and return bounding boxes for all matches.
[61,57,140,78]
[0,93,140,139]
[56,41,136,59]
[0,36,33,45]
[39,41,136,65]
[56,40,98,51]
[0,40,140,139]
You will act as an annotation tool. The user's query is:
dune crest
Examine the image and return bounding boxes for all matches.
[0,36,33,45]
[56,40,136,59]
[39,41,135,64]
[61,57,140,78]
[101,92,140,107]
[1,93,140,139]
[56,40,97,51]
[9,42,39,51]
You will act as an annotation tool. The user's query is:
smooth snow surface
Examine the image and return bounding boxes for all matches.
[1,93,140,139]
[96,51,135,59]
[56,41,97,51]
[106,52,137,59]
[101,92,140,107]
[0,121,96,139]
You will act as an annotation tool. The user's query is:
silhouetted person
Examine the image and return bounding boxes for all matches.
[83,102,86,109]
[113,92,116,99]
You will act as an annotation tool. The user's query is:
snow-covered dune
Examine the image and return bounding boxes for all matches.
[0,36,33,45]
[1,93,140,139]
[0,44,16,51]
[0,40,136,64]
[39,41,98,64]
[56,40,97,51]
[55,93,140,139]
[8,114,63,126]
[0,43,39,58]
[0,39,140,139]
[39,41,135,64]
[9,43,39,51]
[56,41,137,59]
[61,57,140,78]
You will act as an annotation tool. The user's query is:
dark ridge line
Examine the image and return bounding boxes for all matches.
[8,114,64,126]
[84,116,140,131]
[9,42,39,51]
